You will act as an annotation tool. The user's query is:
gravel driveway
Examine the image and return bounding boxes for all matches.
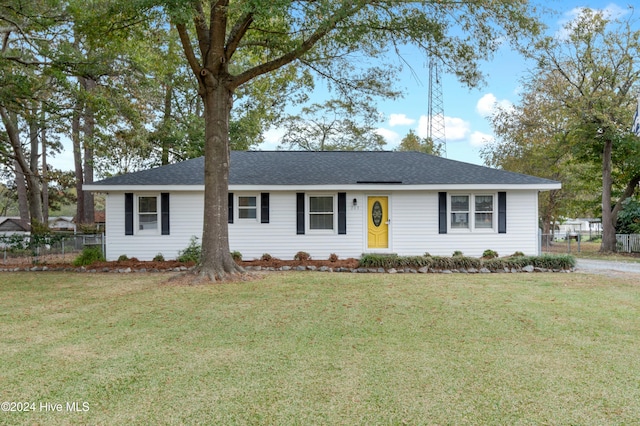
[575,258,640,276]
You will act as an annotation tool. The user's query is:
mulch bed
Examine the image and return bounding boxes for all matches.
[0,257,360,272]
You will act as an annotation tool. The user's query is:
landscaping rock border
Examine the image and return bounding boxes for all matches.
[241,265,573,274]
[0,264,575,273]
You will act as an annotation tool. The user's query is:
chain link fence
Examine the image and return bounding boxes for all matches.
[541,231,640,254]
[0,233,105,265]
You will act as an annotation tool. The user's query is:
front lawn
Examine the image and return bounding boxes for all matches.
[1,271,639,425]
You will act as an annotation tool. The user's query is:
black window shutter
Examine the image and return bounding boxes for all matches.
[296,193,305,235]
[261,193,270,224]
[338,192,347,235]
[228,192,234,224]
[161,193,170,235]
[125,193,133,235]
[498,192,507,234]
[438,192,447,234]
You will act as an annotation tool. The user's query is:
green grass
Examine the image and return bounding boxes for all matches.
[2,272,640,425]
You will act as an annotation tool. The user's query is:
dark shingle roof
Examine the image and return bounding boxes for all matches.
[89,151,559,186]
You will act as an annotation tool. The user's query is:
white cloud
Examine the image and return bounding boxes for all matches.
[469,131,494,147]
[416,115,469,141]
[375,128,401,146]
[444,117,471,141]
[476,93,512,118]
[388,113,415,127]
[260,127,286,150]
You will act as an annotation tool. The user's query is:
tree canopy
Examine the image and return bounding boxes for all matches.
[483,7,640,251]
[397,129,444,156]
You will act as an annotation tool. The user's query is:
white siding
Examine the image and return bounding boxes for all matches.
[105,192,203,261]
[103,189,541,261]
[387,190,539,257]
[229,191,364,260]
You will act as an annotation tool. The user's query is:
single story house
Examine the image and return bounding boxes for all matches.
[84,151,561,261]
[0,217,31,235]
[49,216,76,232]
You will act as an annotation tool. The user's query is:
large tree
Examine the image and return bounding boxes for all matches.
[481,70,601,235]
[147,0,542,281]
[279,99,387,151]
[0,0,67,226]
[530,8,640,252]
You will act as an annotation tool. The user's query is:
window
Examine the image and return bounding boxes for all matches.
[138,196,158,230]
[238,196,257,219]
[309,196,334,230]
[440,192,504,234]
[451,195,469,229]
[475,195,494,228]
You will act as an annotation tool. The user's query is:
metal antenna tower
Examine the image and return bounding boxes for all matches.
[427,58,447,157]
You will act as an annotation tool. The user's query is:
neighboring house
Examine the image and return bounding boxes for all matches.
[0,217,31,242]
[49,216,76,232]
[84,151,561,261]
[557,218,602,239]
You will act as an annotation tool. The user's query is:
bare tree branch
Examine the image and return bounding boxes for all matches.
[176,23,202,79]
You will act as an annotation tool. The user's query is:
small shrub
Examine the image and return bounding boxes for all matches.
[294,251,311,261]
[531,254,576,270]
[431,256,456,270]
[511,251,525,257]
[359,253,399,269]
[328,253,339,262]
[231,251,242,261]
[482,258,507,271]
[261,253,272,261]
[177,236,201,263]
[117,254,129,262]
[77,223,100,234]
[452,256,481,270]
[402,256,431,267]
[153,253,165,262]
[452,250,464,257]
[482,249,499,259]
[30,220,50,235]
[73,246,105,267]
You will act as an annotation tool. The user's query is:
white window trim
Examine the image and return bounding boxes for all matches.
[474,194,495,230]
[450,194,470,230]
[237,194,259,222]
[448,193,496,233]
[135,194,160,235]
[307,194,337,234]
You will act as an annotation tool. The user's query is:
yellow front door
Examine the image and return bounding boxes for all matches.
[368,196,389,249]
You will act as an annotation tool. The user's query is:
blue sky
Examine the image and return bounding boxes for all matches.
[263,1,637,166]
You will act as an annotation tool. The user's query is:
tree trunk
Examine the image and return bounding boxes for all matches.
[41,116,49,225]
[161,82,172,166]
[0,107,43,225]
[80,76,96,225]
[14,160,29,221]
[197,81,244,280]
[600,139,616,252]
[72,97,85,225]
